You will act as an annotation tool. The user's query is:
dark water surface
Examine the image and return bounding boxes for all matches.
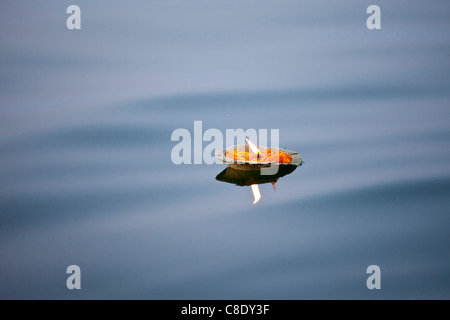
[1,1,449,299]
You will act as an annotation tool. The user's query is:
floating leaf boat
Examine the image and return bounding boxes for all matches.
[215,144,302,171]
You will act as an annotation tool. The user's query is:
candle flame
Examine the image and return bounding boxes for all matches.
[246,138,260,156]
[251,184,261,204]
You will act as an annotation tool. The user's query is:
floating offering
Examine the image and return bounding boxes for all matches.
[215,139,302,171]
[226,148,292,164]
[215,139,302,204]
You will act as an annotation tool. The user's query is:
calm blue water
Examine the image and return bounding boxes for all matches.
[1,0,449,299]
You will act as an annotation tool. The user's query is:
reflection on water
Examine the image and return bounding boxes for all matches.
[216,164,300,204]
[216,165,298,187]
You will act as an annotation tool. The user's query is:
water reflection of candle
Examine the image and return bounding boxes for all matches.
[251,184,261,204]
